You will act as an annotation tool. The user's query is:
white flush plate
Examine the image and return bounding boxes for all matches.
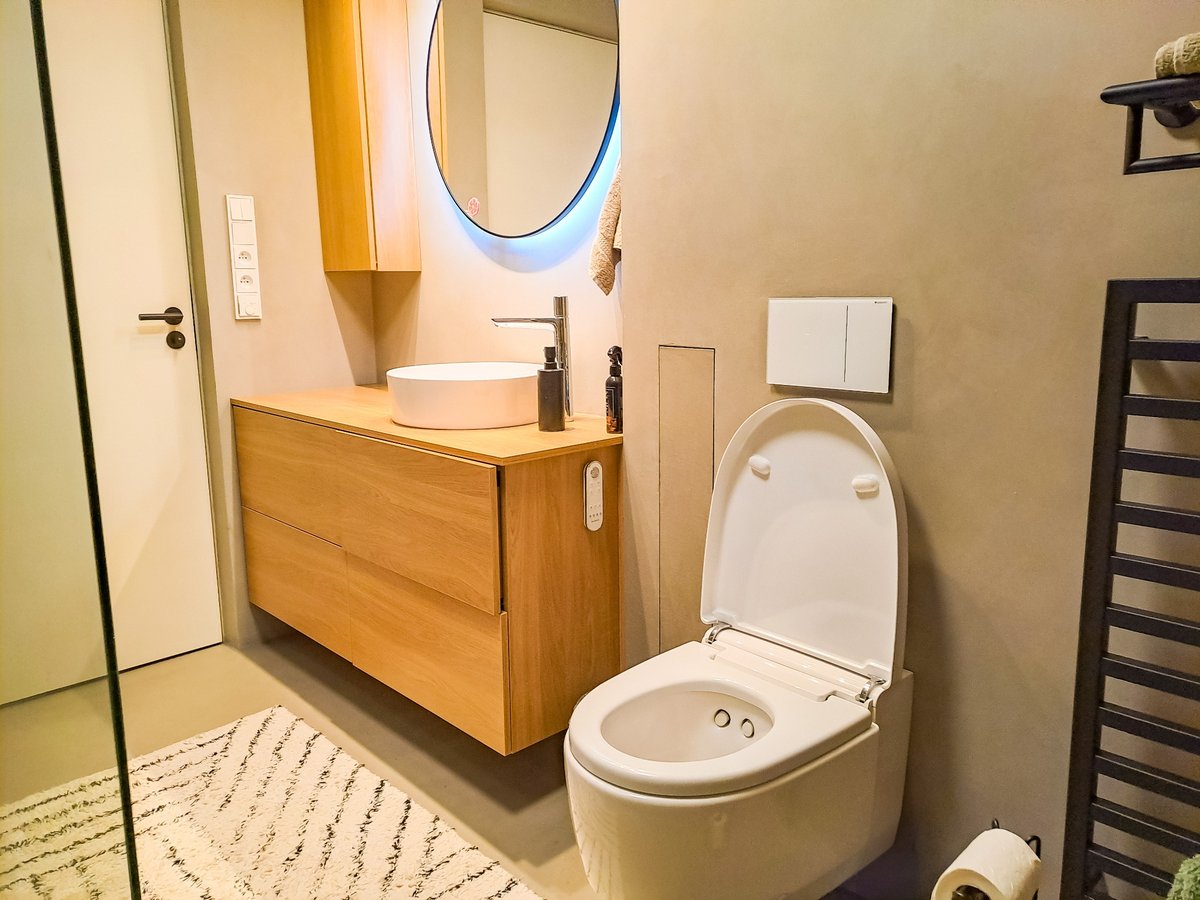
[767,297,893,393]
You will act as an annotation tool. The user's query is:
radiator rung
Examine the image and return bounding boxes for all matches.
[1106,604,1200,647]
[1100,703,1200,756]
[1129,338,1200,361]
[1111,552,1200,592]
[1102,653,1200,701]
[1120,449,1200,478]
[1092,798,1200,856]
[1087,845,1174,893]
[1095,750,1200,808]
[1115,500,1200,534]
[1124,395,1200,420]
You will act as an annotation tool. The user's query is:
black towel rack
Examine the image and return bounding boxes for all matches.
[1100,75,1200,174]
[1062,279,1200,900]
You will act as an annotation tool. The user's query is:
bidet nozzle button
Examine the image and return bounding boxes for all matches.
[851,475,879,497]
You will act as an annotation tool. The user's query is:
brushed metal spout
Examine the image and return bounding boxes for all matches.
[492,295,572,418]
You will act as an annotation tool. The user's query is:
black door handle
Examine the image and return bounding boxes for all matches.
[139,306,184,325]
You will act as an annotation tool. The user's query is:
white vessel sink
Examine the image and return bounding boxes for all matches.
[385,362,540,429]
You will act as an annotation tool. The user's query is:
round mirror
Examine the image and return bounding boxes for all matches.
[426,0,619,237]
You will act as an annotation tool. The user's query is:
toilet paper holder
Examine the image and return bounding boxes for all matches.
[950,820,1042,900]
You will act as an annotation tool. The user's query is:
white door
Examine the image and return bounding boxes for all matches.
[40,0,222,674]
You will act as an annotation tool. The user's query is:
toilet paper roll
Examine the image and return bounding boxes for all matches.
[931,828,1041,900]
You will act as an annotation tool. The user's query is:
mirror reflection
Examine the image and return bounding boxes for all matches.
[427,0,619,237]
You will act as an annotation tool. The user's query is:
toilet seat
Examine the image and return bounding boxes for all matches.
[700,399,907,687]
[568,641,871,798]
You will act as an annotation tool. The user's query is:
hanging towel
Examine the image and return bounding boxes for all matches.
[1169,854,1200,900]
[1154,32,1200,110]
[590,163,621,296]
[1155,32,1200,78]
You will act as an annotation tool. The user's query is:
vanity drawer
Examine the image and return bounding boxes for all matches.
[347,556,509,752]
[337,431,501,613]
[234,408,343,543]
[243,508,351,658]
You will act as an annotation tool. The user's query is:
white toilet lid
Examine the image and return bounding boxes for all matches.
[700,399,907,683]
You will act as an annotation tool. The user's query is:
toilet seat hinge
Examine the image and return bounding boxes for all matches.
[703,622,732,645]
[855,676,885,704]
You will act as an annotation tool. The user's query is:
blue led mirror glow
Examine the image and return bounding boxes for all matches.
[426,0,619,239]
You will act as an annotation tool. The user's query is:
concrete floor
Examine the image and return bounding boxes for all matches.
[0,633,593,899]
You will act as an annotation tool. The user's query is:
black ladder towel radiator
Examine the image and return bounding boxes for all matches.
[1062,278,1200,899]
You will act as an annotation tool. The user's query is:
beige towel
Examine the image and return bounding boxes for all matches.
[1156,32,1200,78]
[590,163,621,295]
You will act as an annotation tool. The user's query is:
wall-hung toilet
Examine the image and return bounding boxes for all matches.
[565,398,913,900]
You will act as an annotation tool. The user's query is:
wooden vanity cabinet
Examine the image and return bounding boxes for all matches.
[232,391,621,754]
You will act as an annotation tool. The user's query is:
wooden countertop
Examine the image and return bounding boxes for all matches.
[232,385,621,465]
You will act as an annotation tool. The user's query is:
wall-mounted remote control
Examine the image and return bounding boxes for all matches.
[584,461,603,531]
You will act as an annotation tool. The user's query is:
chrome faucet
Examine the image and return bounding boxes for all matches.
[492,295,572,417]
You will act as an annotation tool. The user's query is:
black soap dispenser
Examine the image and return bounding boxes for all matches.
[538,345,565,432]
[606,345,623,434]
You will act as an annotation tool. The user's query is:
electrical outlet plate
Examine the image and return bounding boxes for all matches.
[226,194,261,320]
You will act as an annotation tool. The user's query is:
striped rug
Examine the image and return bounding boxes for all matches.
[0,707,540,899]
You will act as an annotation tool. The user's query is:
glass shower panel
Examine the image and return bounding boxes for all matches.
[0,0,137,895]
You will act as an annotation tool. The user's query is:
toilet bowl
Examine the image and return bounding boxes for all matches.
[565,399,912,900]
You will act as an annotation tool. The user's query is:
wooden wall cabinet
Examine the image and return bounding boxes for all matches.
[303,0,420,272]
[232,388,622,754]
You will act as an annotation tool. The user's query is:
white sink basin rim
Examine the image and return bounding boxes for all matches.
[386,362,540,429]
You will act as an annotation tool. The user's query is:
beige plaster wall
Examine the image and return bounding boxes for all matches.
[168,0,376,646]
[619,2,1200,896]
[372,0,622,417]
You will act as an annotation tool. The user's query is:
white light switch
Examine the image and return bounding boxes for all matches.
[230,220,255,245]
[767,297,893,393]
[226,193,261,320]
[236,293,261,318]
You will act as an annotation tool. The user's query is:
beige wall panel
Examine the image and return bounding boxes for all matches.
[620,2,1200,896]
[657,346,715,652]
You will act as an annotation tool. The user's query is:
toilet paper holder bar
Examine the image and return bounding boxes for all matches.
[950,820,1041,900]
